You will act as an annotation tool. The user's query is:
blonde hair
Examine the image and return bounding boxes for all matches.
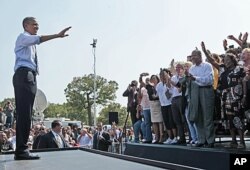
[174,61,185,68]
[242,48,250,53]
[211,53,221,63]
[184,61,192,68]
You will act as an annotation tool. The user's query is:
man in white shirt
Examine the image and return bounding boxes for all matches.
[77,128,92,147]
[187,49,215,148]
[13,17,71,160]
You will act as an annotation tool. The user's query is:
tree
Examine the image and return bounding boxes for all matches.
[43,102,88,123]
[64,74,118,125]
[98,102,131,127]
[0,98,15,108]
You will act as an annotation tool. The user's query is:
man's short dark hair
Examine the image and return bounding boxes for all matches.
[191,49,202,57]
[22,17,36,29]
[51,120,61,129]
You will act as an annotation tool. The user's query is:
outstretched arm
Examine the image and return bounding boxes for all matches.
[40,26,72,43]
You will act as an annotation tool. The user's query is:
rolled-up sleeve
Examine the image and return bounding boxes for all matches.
[19,34,40,46]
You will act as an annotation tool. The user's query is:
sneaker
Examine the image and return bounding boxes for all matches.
[163,138,172,144]
[152,140,158,144]
[190,141,198,146]
[170,137,178,144]
[189,140,196,144]
[142,139,147,143]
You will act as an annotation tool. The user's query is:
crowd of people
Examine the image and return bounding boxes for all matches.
[123,32,250,149]
[0,114,124,153]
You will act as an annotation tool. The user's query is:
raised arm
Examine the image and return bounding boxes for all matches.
[223,39,228,51]
[227,35,243,47]
[169,59,176,75]
[242,32,249,48]
[201,41,220,70]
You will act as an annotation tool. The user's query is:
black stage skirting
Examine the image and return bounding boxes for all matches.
[124,142,250,170]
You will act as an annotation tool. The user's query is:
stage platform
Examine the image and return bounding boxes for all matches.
[124,141,250,170]
[0,148,168,170]
[0,148,171,170]
[1,140,250,170]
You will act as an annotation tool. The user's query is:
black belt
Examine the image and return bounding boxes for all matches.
[172,96,182,99]
[16,67,37,75]
[199,85,212,88]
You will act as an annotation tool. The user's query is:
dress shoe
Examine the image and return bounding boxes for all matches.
[224,142,238,148]
[205,143,214,148]
[237,143,246,149]
[14,152,40,160]
[193,143,205,147]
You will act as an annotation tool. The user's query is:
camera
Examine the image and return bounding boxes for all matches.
[130,80,137,87]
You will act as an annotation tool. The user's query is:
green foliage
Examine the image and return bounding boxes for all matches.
[43,102,88,123]
[0,74,119,126]
[64,74,119,125]
[97,102,131,127]
[0,98,15,108]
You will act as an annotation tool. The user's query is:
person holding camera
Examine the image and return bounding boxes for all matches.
[0,107,7,129]
[4,101,14,128]
[138,73,153,143]
[123,80,139,127]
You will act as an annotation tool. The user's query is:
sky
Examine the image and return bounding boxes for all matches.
[1,0,250,108]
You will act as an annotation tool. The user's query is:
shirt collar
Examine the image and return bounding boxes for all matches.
[23,31,31,35]
[51,130,59,138]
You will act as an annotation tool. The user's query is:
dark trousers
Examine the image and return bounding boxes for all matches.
[171,96,186,141]
[13,67,37,154]
[128,106,137,126]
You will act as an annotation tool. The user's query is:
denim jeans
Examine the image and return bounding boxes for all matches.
[133,120,142,143]
[185,106,198,142]
[141,121,146,138]
[142,109,152,141]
